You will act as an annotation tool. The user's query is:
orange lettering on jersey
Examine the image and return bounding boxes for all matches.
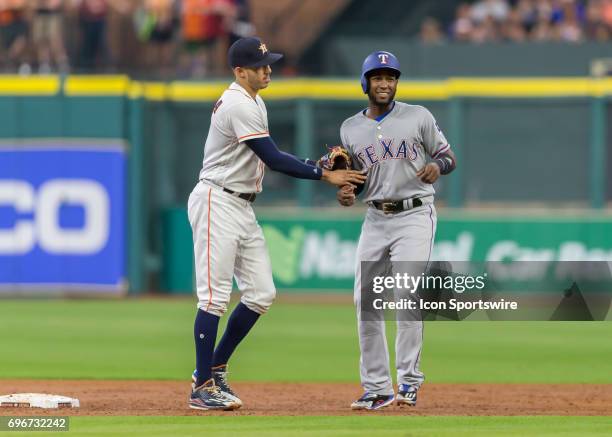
[213,99,223,114]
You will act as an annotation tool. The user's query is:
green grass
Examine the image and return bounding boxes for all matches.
[61,416,612,436]
[0,299,611,383]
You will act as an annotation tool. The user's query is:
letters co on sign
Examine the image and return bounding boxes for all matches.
[0,142,126,294]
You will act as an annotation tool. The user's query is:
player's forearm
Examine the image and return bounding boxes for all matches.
[433,150,456,175]
[299,157,317,166]
[283,152,318,167]
[245,137,322,180]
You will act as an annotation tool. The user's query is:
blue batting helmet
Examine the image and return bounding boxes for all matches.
[360,51,401,93]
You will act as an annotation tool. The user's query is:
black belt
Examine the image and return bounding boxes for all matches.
[222,187,257,202]
[371,197,423,214]
[199,179,257,202]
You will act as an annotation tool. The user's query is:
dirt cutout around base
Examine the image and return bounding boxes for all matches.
[0,380,611,416]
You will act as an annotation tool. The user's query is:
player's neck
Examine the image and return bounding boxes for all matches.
[237,79,259,99]
[366,102,394,120]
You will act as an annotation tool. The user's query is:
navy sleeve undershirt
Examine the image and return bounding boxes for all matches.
[245,136,322,180]
[354,182,365,196]
[434,151,456,175]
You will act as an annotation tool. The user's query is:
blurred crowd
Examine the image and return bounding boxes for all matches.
[0,0,254,77]
[2,0,609,76]
[421,0,612,43]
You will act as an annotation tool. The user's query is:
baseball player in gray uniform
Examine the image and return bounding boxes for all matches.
[337,51,457,410]
[187,37,366,411]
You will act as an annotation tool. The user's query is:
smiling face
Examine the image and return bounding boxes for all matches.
[367,68,398,106]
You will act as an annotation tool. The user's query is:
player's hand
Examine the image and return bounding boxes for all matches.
[416,163,440,184]
[322,169,367,187]
[337,185,355,207]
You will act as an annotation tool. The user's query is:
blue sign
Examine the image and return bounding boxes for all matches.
[0,144,126,292]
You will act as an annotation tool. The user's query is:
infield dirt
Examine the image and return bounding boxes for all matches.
[0,380,610,416]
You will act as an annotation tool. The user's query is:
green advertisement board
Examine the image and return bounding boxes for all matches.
[162,209,612,292]
[258,214,612,292]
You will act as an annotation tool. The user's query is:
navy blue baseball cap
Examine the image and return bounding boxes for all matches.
[228,37,283,68]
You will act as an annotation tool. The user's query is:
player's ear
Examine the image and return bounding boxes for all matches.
[233,67,245,80]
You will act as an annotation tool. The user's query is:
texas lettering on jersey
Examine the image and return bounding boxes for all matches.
[355,139,420,169]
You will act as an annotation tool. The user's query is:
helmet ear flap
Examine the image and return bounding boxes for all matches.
[360,75,369,94]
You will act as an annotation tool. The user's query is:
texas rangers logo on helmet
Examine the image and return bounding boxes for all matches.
[378,53,389,64]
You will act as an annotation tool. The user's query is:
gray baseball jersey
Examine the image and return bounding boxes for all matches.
[340,102,450,203]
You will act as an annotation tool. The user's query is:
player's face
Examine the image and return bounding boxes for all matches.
[368,70,398,105]
[245,65,272,91]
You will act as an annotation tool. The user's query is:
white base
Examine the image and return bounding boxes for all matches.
[0,393,80,409]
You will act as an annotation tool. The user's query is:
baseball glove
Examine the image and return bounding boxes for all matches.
[317,145,352,171]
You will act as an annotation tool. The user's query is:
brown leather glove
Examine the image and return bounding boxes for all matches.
[317,146,352,171]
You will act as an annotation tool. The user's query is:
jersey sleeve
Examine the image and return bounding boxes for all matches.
[228,103,270,143]
[340,123,360,170]
[340,122,365,195]
[420,107,451,159]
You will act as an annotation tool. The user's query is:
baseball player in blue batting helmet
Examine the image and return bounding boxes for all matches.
[337,49,457,410]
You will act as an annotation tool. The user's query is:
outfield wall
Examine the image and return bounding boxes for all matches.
[0,76,610,293]
[162,208,612,292]
[309,40,612,77]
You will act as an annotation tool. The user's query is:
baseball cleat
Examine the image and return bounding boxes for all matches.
[211,365,243,407]
[350,392,395,410]
[396,384,418,406]
[189,378,240,411]
[192,367,243,407]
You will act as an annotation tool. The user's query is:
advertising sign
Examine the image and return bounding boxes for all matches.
[0,143,126,293]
